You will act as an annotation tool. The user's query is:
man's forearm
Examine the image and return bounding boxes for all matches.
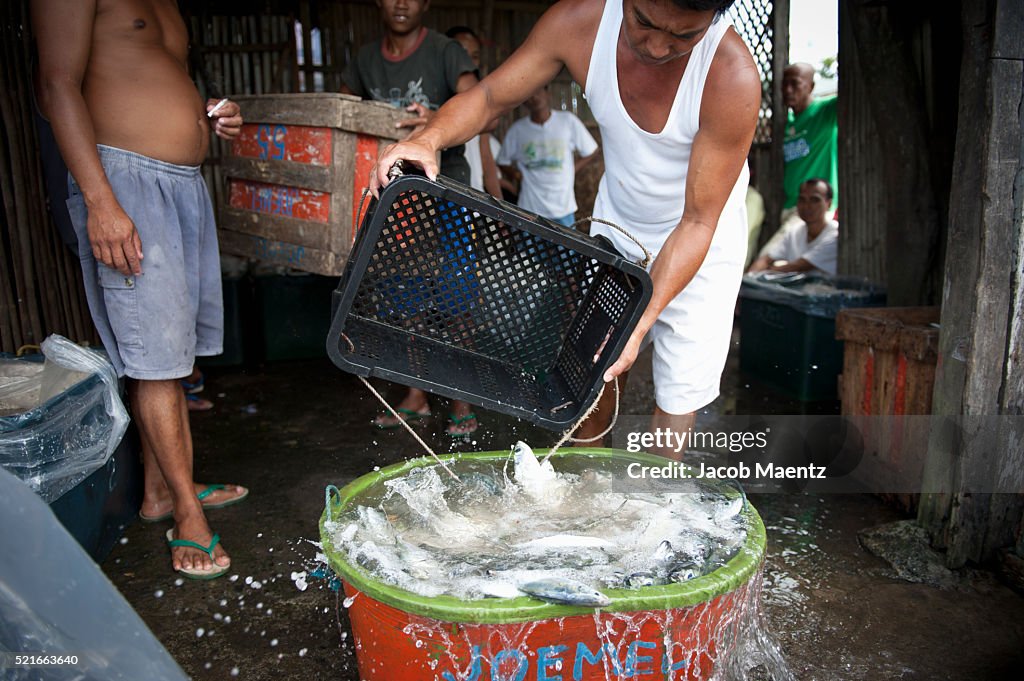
[408,85,501,154]
[637,217,718,335]
[38,83,116,209]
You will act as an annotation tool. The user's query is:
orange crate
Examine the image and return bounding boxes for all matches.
[836,306,940,511]
[219,94,408,275]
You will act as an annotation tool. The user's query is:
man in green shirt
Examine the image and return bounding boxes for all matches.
[782,62,837,214]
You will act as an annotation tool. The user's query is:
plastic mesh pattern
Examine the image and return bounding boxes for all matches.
[330,178,651,428]
[729,0,774,144]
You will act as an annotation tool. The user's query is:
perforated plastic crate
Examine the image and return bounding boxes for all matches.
[326,174,652,430]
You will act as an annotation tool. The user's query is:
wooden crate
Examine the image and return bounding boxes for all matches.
[219,93,409,275]
[836,306,940,511]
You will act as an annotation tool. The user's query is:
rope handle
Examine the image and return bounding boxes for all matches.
[572,217,652,269]
[324,484,341,522]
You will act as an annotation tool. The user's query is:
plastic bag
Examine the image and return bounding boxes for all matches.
[0,335,129,503]
[0,467,188,680]
[739,272,886,318]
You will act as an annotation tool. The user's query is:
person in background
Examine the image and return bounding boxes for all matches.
[33,0,248,579]
[446,26,503,198]
[341,0,481,437]
[781,62,838,228]
[748,178,838,276]
[497,84,599,226]
[369,0,760,455]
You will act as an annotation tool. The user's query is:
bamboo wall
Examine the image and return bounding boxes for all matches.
[0,0,95,354]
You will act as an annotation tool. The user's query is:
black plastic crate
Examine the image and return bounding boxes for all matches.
[326,174,652,430]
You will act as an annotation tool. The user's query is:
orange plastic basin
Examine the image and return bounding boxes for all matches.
[321,449,767,681]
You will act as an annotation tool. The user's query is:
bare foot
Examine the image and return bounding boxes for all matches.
[373,391,431,428]
[169,513,230,575]
[142,483,248,520]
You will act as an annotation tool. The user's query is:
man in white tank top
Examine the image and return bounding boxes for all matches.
[370,0,760,454]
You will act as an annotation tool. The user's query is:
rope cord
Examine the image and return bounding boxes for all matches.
[340,333,461,482]
[541,376,620,465]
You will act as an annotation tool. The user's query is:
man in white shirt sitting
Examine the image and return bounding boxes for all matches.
[748,178,838,276]
[497,85,599,226]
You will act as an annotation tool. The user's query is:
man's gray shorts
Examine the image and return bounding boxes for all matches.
[67,145,223,380]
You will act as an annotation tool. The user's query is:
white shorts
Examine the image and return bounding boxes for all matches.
[594,200,747,415]
[642,251,744,414]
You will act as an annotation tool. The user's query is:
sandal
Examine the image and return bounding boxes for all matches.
[166,528,229,580]
[446,412,478,437]
[180,373,205,394]
[373,407,432,430]
[186,393,214,411]
[140,484,249,522]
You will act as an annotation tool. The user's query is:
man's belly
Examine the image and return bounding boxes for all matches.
[84,60,210,166]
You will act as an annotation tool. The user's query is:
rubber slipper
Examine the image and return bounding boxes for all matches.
[373,407,432,430]
[196,483,249,510]
[166,528,229,580]
[180,373,205,394]
[139,484,249,522]
[446,412,478,437]
[186,393,214,411]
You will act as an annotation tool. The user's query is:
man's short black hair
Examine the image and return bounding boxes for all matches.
[445,26,479,40]
[802,177,834,201]
[670,0,737,16]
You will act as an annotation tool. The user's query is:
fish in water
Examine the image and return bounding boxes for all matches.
[514,534,615,551]
[519,577,611,607]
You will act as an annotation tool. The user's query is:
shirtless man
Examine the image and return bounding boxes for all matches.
[372,0,759,453]
[33,0,246,578]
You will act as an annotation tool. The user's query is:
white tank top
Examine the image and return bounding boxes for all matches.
[585,0,749,262]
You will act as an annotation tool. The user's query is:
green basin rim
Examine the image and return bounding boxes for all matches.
[319,448,766,625]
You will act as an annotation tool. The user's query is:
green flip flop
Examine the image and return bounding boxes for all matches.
[373,407,432,430]
[139,484,249,523]
[446,412,478,437]
[166,528,230,580]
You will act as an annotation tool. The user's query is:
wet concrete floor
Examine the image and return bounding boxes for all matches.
[101,330,1024,680]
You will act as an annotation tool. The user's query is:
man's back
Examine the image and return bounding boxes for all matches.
[77,0,210,165]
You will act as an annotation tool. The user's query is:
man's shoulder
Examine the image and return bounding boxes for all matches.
[354,39,383,64]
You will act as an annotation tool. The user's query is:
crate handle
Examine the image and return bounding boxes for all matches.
[573,217,652,269]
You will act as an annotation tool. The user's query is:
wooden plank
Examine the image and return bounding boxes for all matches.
[920,0,1024,568]
[222,156,333,193]
[993,0,1024,60]
[230,94,411,138]
[217,230,342,276]
[220,206,338,251]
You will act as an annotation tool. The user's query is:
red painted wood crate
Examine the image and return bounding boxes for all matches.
[836,306,940,511]
[220,94,408,275]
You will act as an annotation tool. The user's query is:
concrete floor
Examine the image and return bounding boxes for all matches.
[101,332,1024,680]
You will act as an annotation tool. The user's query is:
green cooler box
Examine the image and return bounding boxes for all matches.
[739,274,885,401]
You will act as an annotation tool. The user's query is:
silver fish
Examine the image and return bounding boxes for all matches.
[519,577,611,607]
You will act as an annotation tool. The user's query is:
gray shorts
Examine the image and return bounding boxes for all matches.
[66,145,223,380]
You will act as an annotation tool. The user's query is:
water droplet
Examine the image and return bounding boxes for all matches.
[154,590,164,598]
[174,578,184,587]
[119,537,129,545]
[299,648,308,657]
[270,639,279,647]
[230,667,239,677]
[196,628,205,638]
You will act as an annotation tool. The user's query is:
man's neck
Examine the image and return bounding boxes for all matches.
[791,99,812,116]
[806,217,828,239]
[530,108,552,124]
[383,27,425,59]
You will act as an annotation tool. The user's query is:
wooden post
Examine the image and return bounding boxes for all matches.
[760,0,789,246]
[845,0,943,306]
[918,0,1024,569]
